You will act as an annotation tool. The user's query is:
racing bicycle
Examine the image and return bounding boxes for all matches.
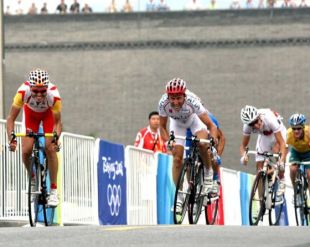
[170,131,216,224]
[247,149,284,226]
[292,161,310,226]
[11,131,58,227]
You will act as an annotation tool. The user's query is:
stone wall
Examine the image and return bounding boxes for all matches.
[4,8,310,172]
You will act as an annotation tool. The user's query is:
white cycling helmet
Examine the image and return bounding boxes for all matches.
[28,68,49,87]
[240,105,259,125]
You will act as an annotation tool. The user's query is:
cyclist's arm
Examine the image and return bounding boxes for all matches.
[240,135,250,156]
[274,131,287,163]
[217,128,225,156]
[6,105,21,140]
[308,126,310,147]
[198,112,217,141]
[159,116,169,142]
[53,111,62,138]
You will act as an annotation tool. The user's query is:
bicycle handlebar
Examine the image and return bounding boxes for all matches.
[169,131,214,145]
[246,149,281,159]
[174,134,212,144]
[14,132,55,138]
[293,161,310,165]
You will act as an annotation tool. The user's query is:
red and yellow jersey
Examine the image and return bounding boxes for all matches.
[286,125,310,153]
[12,81,61,113]
[134,126,166,153]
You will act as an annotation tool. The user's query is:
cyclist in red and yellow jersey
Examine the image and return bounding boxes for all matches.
[286,113,310,193]
[6,68,62,207]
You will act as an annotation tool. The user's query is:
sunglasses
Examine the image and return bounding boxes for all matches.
[249,118,259,127]
[292,127,303,131]
[31,89,47,94]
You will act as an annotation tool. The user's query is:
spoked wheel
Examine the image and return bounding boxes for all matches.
[303,181,310,226]
[294,173,309,226]
[41,195,55,226]
[188,162,204,224]
[205,191,219,225]
[249,171,266,225]
[40,160,55,226]
[28,158,40,227]
[269,178,284,226]
[173,160,191,224]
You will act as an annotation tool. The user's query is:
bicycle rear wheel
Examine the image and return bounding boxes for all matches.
[249,171,266,225]
[205,192,219,225]
[28,158,40,227]
[269,178,284,226]
[294,172,309,226]
[188,161,204,224]
[173,159,191,224]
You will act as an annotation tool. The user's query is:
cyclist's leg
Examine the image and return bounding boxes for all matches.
[194,124,212,194]
[22,106,39,174]
[169,119,186,185]
[45,137,58,186]
[190,115,210,169]
[42,109,58,188]
[288,148,301,188]
[21,137,35,174]
[42,110,59,207]
[211,160,221,194]
[172,145,184,185]
[273,127,287,184]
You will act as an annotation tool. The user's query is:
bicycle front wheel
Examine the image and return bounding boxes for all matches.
[28,158,40,227]
[294,172,309,226]
[268,178,284,226]
[173,159,191,224]
[40,159,55,226]
[249,171,266,225]
[188,161,204,224]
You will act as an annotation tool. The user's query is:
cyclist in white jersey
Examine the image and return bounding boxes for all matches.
[158,78,218,199]
[240,105,287,197]
[185,89,225,195]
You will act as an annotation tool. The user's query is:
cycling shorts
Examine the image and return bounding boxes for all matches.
[170,115,207,146]
[23,104,54,133]
[289,148,310,169]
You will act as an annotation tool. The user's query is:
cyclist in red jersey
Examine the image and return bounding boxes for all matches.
[134,111,167,153]
[6,68,62,207]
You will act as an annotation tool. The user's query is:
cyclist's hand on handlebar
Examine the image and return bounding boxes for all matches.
[50,140,61,152]
[51,132,61,152]
[8,131,17,152]
[277,160,285,172]
[240,154,249,166]
[210,136,218,146]
[167,140,175,151]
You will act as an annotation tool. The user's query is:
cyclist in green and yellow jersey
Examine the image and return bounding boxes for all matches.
[287,113,310,192]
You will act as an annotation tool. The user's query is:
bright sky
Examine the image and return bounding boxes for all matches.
[4,0,308,13]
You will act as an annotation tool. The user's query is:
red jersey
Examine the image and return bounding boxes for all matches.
[134,126,166,153]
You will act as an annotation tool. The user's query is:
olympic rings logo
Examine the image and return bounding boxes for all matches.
[107,184,121,216]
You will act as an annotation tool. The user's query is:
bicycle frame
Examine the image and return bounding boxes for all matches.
[247,149,283,225]
[14,131,56,226]
[171,132,213,224]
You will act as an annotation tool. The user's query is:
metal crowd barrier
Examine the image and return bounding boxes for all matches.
[1,119,160,225]
[125,146,157,225]
[0,120,27,220]
[60,132,98,225]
